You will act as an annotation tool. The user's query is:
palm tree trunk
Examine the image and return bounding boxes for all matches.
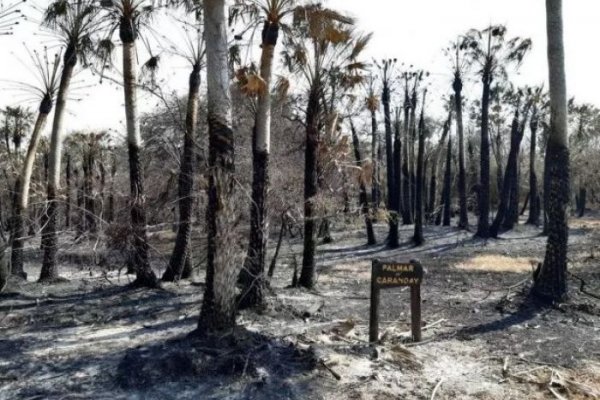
[401,96,412,224]
[533,0,570,302]
[370,110,380,215]
[393,114,403,225]
[442,128,453,227]
[383,84,398,247]
[197,0,238,333]
[454,75,469,229]
[40,59,76,282]
[65,154,71,229]
[299,87,320,289]
[11,102,52,279]
[413,95,426,245]
[121,39,158,288]
[476,71,492,238]
[526,115,540,225]
[239,21,279,308]
[162,63,201,282]
[350,119,376,245]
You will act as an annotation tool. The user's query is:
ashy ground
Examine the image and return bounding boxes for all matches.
[0,214,599,399]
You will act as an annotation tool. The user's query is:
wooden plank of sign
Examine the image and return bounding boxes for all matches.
[369,259,423,343]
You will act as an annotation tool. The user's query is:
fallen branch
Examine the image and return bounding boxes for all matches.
[430,377,445,400]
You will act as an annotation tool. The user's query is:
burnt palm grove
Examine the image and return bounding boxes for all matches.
[0,1,596,392]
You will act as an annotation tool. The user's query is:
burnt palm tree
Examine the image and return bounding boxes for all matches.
[377,59,399,247]
[231,0,297,308]
[196,0,238,332]
[11,50,61,279]
[161,11,206,283]
[413,89,427,246]
[284,4,370,289]
[462,26,531,238]
[447,39,470,229]
[97,0,160,287]
[533,0,570,302]
[40,0,103,282]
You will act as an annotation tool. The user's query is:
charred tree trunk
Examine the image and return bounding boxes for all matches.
[401,91,412,224]
[350,120,376,245]
[533,0,570,303]
[197,0,239,333]
[476,69,492,238]
[370,110,380,216]
[299,87,320,289]
[163,63,201,282]
[527,114,541,225]
[65,154,71,229]
[383,84,398,248]
[413,93,426,245]
[442,133,452,227]
[454,73,469,229]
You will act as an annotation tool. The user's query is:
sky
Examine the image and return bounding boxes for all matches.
[0,0,598,135]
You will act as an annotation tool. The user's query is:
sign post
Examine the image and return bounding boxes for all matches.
[369,259,424,343]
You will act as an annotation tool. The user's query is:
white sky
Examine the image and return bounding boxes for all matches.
[0,0,598,135]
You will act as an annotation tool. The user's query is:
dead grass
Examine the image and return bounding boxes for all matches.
[454,255,539,273]
[321,261,372,282]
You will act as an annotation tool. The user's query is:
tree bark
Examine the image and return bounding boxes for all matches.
[383,83,398,248]
[197,0,239,333]
[163,63,201,282]
[40,54,76,282]
[299,87,320,289]
[370,110,380,215]
[239,21,279,308]
[454,74,469,229]
[401,90,412,224]
[526,114,541,225]
[121,37,158,288]
[350,119,376,245]
[475,69,492,238]
[442,131,452,227]
[11,100,52,279]
[533,0,570,303]
[413,93,426,245]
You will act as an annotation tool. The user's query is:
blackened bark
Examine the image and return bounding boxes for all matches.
[267,211,287,279]
[427,162,436,222]
[454,74,469,229]
[370,110,380,215]
[577,187,586,217]
[83,150,96,233]
[299,89,320,289]
[393,115,403,224]
[401,92,412,224]
[163,64,200,282]
[127,142,159,288]
[238,128,269,307]
[350,120,376,245]
[476,72,492,238]
[413,98,426,246]
[10,196,26,279]
[65,155,71,228]
[533,143,569,301]
[39,186,59,282]
[383,84,398,248]
[442,134,452,226]
[197,116,237,333]
[527,116,541,225]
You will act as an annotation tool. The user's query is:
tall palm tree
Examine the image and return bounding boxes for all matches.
[232,0,297,308]
[161,10,206,283]
[533,0,570,302]
[462,26,531,239]
[413,89,426,245]
[447,39,470,229]
[11,50,61,279]
[283,4,370,289]
[196,0,238,333]
[39,0,102,282]
[377,59,399,248]
[98,0,159,287]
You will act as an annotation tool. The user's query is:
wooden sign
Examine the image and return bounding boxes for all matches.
[369,259,423,343]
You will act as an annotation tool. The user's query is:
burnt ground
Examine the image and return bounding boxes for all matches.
[0,213,599,399]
